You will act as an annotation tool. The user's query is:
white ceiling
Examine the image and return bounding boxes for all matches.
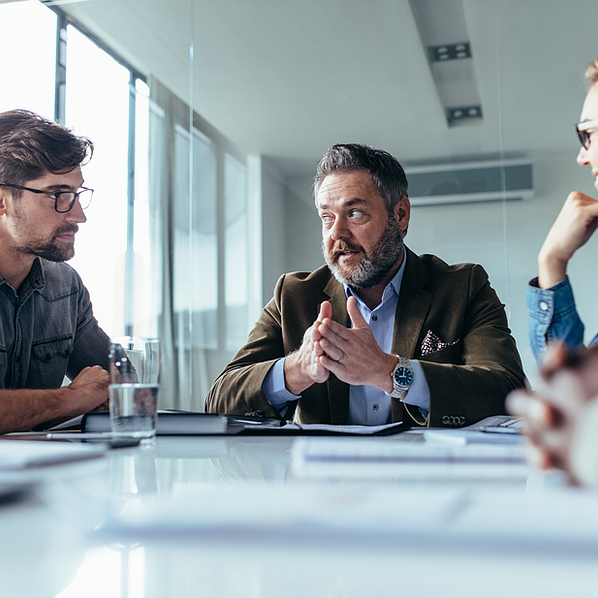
[63,0,598,178]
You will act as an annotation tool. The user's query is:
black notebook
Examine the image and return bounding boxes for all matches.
[82,411,228,435]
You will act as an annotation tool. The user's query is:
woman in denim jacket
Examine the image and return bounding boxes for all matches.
[528,58,598,364]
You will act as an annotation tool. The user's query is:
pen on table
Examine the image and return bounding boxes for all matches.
[478,427,520,434]
[46,433,114,440]
[45,433,141,447]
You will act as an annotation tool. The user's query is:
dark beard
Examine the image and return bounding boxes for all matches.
[324,215,404,289]
[18,224,78,262]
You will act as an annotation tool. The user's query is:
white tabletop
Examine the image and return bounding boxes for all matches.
[0,432,596,598]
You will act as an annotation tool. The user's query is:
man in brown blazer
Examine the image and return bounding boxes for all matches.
[206,144,526,427]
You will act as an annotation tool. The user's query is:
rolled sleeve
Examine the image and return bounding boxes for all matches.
[527,276,584,365]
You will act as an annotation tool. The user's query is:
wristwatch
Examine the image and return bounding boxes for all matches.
[388,356,414,399]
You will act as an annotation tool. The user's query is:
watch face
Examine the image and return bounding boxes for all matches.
[395,366,413,387]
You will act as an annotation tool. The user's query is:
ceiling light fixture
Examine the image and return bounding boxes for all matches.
[429,42,472,62]
[408,0,483,128]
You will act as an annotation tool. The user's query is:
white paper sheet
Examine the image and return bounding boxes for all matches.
[291,436,525,463]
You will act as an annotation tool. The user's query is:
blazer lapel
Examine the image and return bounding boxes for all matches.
[392,248,433,359]
[323,276,351,424]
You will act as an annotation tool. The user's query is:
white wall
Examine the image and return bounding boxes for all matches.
[285,183,323,275]
[260,161,289,304]
[275,154,598,386]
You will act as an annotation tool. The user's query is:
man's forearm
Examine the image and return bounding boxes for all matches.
[0,387,74,434]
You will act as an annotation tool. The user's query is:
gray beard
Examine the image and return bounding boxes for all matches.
[324,216,404,290]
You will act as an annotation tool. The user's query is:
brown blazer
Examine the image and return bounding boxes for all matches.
[205,248,526,427]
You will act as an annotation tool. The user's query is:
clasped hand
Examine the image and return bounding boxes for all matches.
[284,296,396,395]
[507,344,598,481]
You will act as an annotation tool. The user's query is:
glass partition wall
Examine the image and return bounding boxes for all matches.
[3,0,598,409]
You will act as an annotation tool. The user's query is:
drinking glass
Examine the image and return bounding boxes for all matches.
[109,337,161,443]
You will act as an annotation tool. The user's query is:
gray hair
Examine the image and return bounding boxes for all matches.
[313,143,408,212]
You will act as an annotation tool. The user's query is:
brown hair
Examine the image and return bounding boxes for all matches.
[0,110,93,196]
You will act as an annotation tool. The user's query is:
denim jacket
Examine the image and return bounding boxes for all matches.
[0,258,110,389]
[527,276,598,367]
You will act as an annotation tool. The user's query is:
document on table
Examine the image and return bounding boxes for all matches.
[274,421,409,436]
[291,436,525,464]
[423,429,523,446]
[423,416,524,446]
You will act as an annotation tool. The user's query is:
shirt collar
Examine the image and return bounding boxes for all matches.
[28,258,46,290]
[0,258,46,293]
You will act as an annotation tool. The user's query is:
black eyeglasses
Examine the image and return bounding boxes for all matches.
[576,119,598,151]
[0,183,94,213]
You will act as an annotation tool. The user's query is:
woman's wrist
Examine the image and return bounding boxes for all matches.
[538,250,568,289]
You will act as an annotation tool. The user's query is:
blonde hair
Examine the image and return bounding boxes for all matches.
[585,59,598,87]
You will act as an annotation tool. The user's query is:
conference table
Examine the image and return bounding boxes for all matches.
[0,427,597,598]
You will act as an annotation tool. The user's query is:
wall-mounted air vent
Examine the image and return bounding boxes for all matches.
[405,160,533,207]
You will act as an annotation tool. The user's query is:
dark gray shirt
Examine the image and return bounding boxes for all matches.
[0,258,110,389]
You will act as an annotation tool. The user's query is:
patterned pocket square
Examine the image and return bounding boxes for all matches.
[420,330,459,356]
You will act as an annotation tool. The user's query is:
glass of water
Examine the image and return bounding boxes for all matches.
[109,337,161,443]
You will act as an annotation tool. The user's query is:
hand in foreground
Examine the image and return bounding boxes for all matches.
[284,301,333,394]
[317,296,397,392]
[538,191,598,288]
[65,365,111,413]
[506,344,598,481]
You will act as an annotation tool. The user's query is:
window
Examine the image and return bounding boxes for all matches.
[0,1,55,117]
[0,1,251,410]
[64,24,133,337]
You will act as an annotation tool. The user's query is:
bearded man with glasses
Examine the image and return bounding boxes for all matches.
[0,109,110,433]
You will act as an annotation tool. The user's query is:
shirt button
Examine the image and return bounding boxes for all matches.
[372,404,379,411]
[539,301,549,311]
[372,315,378,321]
